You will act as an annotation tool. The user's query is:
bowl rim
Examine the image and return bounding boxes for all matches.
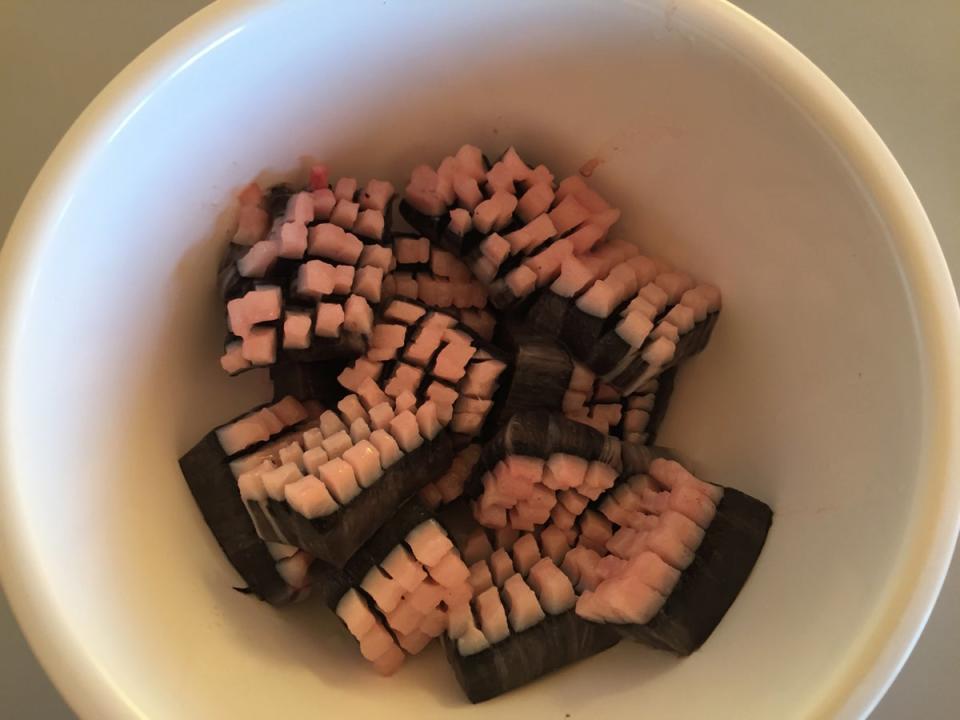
[1,1,958,718]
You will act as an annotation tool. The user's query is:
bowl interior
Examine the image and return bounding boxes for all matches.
[0,1,936,718]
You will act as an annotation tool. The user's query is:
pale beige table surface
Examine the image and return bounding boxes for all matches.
[1,1,957,718]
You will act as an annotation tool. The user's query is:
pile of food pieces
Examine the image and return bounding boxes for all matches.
[180,145,772,703]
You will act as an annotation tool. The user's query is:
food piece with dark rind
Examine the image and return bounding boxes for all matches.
[442,609,619,703]
[607,306,720,393]
[217,174,399,373]
[611,487,772,655]
[179,431,303,605]
[267,430,454,567]
[644,366,677,444]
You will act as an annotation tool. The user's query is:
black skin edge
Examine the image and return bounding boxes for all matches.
[220,270,258,303]
[269,360,348,404]
[525,233,561,258]
[283,333,366,363]
[522,290,572,340]
[286,272,311,301]
[307,559,354,610]
[440,212,524,264]
[271,294,363,364]
[280,300,315,315]
[505,291,540,326]
[341,498,436,584]
[692,311,720,355]
[485,273,547,315]
[644,366,677,443]
[381,196,396,245]
[292,291,352,306]
[487,280,519,311]
[480,362,517,441]
[218,245,257,300]
[415,331,446,379]
[393,262,432,274]
[618,440,678,476]
[650,299,678,328]
[488,241,528,282]
[413,368,455,407]
[492,314,554,352]
[441,226,486,257]
[271,257,303,286]
[266,496,305,545]
[477,411,552,477]
[219,258,292,303]
[465,413,613,499]
[436,496,481,552]
[324,577,406,655]
[600,297,634,335]
[450,432,480,454]
[484,342,573,437]
[460,227,492,258]
[460,241,486,276]
[669,311,720,367]
[666,323,705,369]
[377,358,404,394]
[613,310,720,390]
[442,609,620,703]
[245,499,286,544]
[560,303,608,361]
[613,487,772,655]
[440,226,467,256]
[582,329,633,377]
[265,184,296,219]
[609,348,651,392]
[179,432,295,605]
[485,229,565,312]
[398,200,447,243]
[265,431,454,568]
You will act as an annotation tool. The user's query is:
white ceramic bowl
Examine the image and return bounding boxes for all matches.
[2,1,959,718]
